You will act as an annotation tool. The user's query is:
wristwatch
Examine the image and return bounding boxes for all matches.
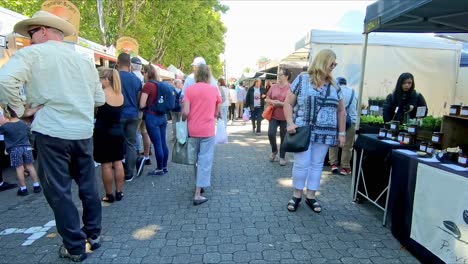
[338,132,346,136]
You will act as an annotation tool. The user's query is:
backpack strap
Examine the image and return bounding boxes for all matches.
[346,89,355,110]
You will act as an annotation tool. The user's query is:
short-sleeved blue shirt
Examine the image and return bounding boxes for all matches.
[119,71,142,119]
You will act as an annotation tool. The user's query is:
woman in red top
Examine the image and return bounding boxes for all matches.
[265,68,292,166]
[139,65,169,176]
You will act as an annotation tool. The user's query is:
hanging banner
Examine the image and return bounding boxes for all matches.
[41,0,80,43]
[116,37,139,57]
[411,164,468,263]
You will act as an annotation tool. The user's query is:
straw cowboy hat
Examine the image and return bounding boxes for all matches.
[14,11,75,38]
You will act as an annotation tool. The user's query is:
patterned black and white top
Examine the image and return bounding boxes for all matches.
[291,73,343,146]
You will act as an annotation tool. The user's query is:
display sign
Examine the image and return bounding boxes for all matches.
[416,106,427,118]
[41,0,80,43]
[370,105,379,111]
[411,164,468,263]
[116,37,139,57]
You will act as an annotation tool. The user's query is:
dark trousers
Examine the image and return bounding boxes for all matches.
[251,107,262,132]
[145,114,169,170]
[228,103,236,120]
[35,133,102,255]
[268,118,287,158]
[121,118,139,178]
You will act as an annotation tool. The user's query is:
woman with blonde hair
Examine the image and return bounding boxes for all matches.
[283,49,346,213]
[94,67,125,203]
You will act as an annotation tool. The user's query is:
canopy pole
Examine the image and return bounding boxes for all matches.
[351,32,369,200]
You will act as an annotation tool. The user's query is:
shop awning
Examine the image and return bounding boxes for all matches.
[364,0,468,34]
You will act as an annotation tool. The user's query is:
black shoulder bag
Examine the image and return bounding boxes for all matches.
[283,83,330,152]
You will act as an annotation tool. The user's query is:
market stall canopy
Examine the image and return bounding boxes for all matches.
[364,0,468,34]
[295,29,460,51]
[167,64,184,79]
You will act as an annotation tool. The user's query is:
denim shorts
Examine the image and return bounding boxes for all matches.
[9,146,34,168]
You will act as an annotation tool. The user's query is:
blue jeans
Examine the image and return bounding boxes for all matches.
[145,113,169,169]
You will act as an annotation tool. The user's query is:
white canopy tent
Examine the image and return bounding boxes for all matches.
[138,57,175,80]
[295,29,462,116]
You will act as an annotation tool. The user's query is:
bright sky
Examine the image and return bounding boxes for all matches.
[220,0,375,78]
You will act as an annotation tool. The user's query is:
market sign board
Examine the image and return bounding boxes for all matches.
[116,37,139,57]
[41,0,80,43]
[411,164,468,263]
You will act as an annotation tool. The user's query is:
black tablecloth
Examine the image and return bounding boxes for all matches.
[353,134,418,206]
[390,150,467,264]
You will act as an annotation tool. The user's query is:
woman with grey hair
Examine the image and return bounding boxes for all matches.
[182,64,222,205]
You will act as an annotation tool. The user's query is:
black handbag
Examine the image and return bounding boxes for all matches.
[283,84,331,153]
[283,125,311,152]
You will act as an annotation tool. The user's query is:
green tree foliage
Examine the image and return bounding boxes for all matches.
[1,0,227,76]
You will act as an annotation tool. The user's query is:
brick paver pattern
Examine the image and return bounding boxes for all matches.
[0,122,419,263]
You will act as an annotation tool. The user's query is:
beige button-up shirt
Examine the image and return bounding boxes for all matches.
[0,40,105,140]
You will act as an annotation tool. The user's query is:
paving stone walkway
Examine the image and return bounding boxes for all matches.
[0,121,419,263]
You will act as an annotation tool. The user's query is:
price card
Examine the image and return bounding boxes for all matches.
[427,147,433,153]
[419,145,426,151]
[379,131,386,137]
[390,124,397,130]
[408,127,416,133]
[361,109,368,115]
[432,136,439,142]
[386,132,392,139]
[370,105,379,111]
[416,106,427,117]
[458,156,467,164]
[397,135,403,142]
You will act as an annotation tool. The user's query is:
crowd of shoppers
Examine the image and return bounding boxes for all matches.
[0,9,364,263]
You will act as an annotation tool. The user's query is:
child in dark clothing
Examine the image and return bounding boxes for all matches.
[0,106,40,196]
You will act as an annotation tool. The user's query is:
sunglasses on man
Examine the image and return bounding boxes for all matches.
[27,26,50,38]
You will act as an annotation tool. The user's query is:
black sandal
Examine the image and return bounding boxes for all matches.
[101,193,114,203]
[287,197,301,212]
[305,198,321,213]
[115,191,123,201]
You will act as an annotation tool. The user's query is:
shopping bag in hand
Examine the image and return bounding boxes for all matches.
[242,108,250,121]
[215,119,228,144]
[175,121,188,144]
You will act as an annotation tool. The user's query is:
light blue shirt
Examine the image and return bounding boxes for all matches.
[339,85,358,124]
[0,40,105,140]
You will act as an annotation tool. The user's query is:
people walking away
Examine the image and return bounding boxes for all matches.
[131,57,152,170]
[236,81,247,120]
[329,77,358,175]
[0,11,105,261]
[182,64,222,206]
[170,79,184,140]
[0,106,41,196]
[94,68,125,203]
[283,49,345,213]
[139,64,170,176]
[117,53,143,182]
[228,84,237,123]
[245,78,267,135]
[266,68,291,166]
[218,78,229,127]
[382,72,428,123]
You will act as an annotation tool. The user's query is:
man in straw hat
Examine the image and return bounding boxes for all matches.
[0,11,105,262]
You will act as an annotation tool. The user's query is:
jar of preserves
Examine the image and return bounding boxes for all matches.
[419,141,427,152]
